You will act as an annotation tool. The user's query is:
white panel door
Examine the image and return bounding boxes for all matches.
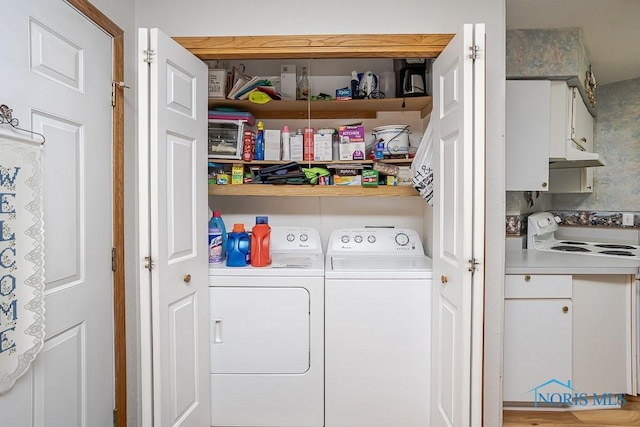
[431,24,484,427]
[0,1,114,426]
[138,28,209,427]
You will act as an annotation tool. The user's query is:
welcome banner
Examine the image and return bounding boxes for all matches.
[0,131,45,393]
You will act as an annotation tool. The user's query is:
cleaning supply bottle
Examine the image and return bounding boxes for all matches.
[208,227,223,265]
[254,121,265,160]
[250,216,271,267]
[209,210,227,260]
[351,70,360,99]
[226,223,250,267]
[281,125,291,161]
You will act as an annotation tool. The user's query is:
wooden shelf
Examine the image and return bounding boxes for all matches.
[209,184,418,197]
[208,97,432,119]
[207,159,414,165]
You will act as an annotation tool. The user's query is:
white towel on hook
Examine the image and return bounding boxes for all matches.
[411,120,434,206]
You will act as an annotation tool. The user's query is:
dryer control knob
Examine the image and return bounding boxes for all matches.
[395,232,410,246]
[341,235,350,243]
[354,235,363,243]
[300,233,308,242]
[368,235,376,243]
[287,233,295,242]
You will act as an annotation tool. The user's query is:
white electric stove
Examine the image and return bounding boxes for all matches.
[528,212,640,260]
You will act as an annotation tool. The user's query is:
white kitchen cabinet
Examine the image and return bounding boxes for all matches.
[506,80,601,192]
[503,273,636,405]
[548,167,593,193]
[503,274,572,402]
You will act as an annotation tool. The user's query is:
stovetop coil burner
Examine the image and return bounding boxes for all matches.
[551,245,592,252]
[598,250,635,257]
[594,244,637,250]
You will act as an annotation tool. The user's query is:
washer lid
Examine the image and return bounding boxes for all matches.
[328,255,432,279]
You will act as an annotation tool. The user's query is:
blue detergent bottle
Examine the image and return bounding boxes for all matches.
[254,121,265,160]
[226,223,250,267]
[209,210,227,260]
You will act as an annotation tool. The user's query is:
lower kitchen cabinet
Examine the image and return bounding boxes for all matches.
[503,274,636,405]
[503,275,572,402]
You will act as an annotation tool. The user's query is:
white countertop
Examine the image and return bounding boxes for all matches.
[506,249,640,275]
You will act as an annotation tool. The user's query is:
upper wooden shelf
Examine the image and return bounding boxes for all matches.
[209,184,418,197]
[174,33,455,60]
[208,97,432,119]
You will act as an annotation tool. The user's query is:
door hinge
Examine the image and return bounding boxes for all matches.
[468,258,480,273]
[468,44,479,61]
[143,49,155,64]
[111,81,130,108]
[144,255,154,270]
[113,408,117,427]
[111,247,116,272]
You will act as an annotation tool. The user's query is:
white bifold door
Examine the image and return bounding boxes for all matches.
[430,23,486,427]
[138,28,210,427]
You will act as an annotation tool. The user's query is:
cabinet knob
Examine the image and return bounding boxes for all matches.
[183,274,191,283]
[524,274,531,282]
[441,275,448,284]
[541,182,548,188]
[562,306,569,313]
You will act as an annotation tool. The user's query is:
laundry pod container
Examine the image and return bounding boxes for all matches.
[372,124,410,155]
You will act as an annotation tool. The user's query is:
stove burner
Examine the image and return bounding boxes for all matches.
[550,245,592,252]
[594,244,637,250]
[598,250,635,257]
[560,241,588,245]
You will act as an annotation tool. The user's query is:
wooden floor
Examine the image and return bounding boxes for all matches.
[504,396,640,426]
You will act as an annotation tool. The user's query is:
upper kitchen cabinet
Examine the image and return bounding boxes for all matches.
[506,28,597,113]
[506,80,603,192]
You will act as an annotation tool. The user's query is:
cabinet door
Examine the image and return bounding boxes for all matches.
[548,167,593,193]
[503,298,572,402]
[505,80,550,191]
[570,87,594,151]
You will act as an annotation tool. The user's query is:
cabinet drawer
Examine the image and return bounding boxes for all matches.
[505,274,572,298]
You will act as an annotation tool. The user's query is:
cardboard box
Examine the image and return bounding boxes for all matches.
[338,125,366,160]
[280,64,297,100]
[290,133,303,161]
[333,175,362,186]
[313,132,333,161]
[264,129,281,161]
[361,169,378,187]
[231,164,244,184]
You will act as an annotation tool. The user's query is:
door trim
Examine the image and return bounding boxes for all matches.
[64,1,125,425]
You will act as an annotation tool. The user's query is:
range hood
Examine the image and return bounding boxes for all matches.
[549,144,605,169]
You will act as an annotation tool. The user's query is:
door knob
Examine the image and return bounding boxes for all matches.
[441,275,448,284]
[183,274,191,283]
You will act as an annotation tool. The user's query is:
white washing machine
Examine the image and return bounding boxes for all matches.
[208,226,324,427]
[324,227,433,427]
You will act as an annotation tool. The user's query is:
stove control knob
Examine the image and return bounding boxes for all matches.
[300,233,308,242]
[395,232,410,246]
[368,235,376,244]
[354,235,363,243]
[287,233,295,242]
[341,235,350,244]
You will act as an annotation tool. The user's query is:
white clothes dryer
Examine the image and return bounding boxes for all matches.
[324,227,433,427]
[208,226,324,427]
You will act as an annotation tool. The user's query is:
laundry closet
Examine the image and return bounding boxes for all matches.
[138,27,484,427]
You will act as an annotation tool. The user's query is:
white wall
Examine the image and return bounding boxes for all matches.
[135,0,506,425]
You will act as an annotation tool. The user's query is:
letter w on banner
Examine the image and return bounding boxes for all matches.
[0,129,45,393]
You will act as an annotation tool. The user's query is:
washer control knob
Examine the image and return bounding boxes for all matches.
[300,233,308,242]
[354,235,363,243]
[367,235,376,243]
[341,235,350,243]
[287,233,295,242]
[395,232,410,246]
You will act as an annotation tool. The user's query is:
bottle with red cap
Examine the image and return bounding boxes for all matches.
[250,216,271,267]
